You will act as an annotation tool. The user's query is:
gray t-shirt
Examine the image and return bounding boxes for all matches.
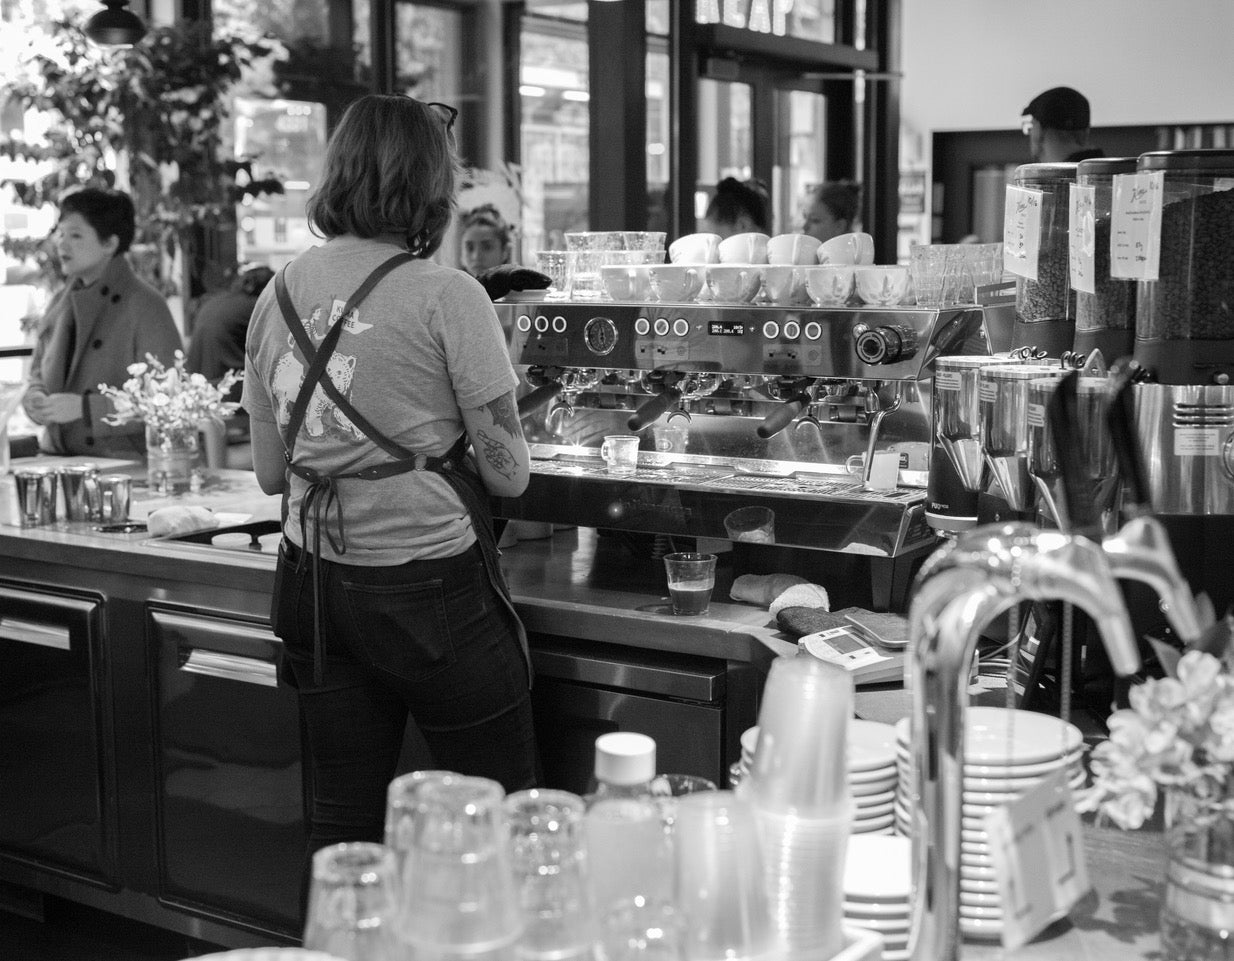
[243,236,517,564]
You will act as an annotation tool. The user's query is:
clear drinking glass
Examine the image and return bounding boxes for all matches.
[535,250,570,300]
[303,842,402,961]
[384,769,457,875]
[505,788,596,961]
[397,775,524,960]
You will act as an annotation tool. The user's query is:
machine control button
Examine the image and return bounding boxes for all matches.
[583,316,619,356]
[653,318,670,336]
[783,321,801,340]
[534,315,549,333]
[552,315,567,333]
[516,314,532,332]
[804,322,822,341]
[634,317,651,336]
[672,318,690,337]
[855,324,919,365]
[762,321,780,339]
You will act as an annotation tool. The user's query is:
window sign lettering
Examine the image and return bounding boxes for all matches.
[1069,184,1097,294]
[698,0,796,35]
[1004,186,1043,281]
[1111,171,1163,281]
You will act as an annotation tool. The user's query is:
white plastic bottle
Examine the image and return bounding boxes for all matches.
[583,733,674,929]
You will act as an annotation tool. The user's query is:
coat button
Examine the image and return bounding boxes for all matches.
[92,339,103,349]
[111,294,121,303]
[85,437,95,447]
[100,285,110,296]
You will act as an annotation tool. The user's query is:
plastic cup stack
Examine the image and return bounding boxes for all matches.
[739,655,854,961]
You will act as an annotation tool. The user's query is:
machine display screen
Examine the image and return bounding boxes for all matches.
[708,321,747,336]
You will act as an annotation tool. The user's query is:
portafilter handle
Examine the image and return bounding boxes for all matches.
[757,393,812,439]
[517,380,565,417]
[627,385,682,432]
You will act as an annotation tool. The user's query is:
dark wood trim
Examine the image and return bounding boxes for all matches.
[868,0,902,264]
[369,0,396,93]
[588,0,647,230]
[693,23,880,72]
[671,0,701,239]
[502,2,524,167]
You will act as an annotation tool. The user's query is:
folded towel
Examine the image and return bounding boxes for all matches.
[730,573,809,607]
[768,583,831,619]
[147,505,219,536]
[776,606,850,638]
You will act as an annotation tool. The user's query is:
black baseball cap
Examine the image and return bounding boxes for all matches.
[1021,86,1090,131]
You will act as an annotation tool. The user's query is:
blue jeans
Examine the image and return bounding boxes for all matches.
[274,541,540,902]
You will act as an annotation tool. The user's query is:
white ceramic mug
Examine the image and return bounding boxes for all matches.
[705,264,763,304]
[668,232,722,265]
[650,264,704,303]
[767,233,822,266]
[761,265,804,306]
[854,265,911,306]
[818,232,876,266]
[600,434,640,475]
[601,264,654,302]
[804,265,856,306]
[718,232,770,265]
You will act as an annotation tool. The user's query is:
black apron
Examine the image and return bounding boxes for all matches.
[273,253,531,686]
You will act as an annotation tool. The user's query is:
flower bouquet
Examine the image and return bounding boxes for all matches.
[99,351,242,488]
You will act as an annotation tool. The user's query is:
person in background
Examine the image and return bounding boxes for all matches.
[22,186,182,457]
[1021,86,1104,163]
[701,176,771,237]
[243,94,540,909]
[801,180,861,244]
[459,203,514,277]
[187,263,275,390]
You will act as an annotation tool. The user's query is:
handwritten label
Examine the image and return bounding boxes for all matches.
[1004,186,1044,281]
[986,769,1091,951]
[1175,427,1221,456]
[1026,402,1046,428]
[934,370,962,391]
[1069,184,1097,294]
[979,381,997,404]
[1111,171,1164,280]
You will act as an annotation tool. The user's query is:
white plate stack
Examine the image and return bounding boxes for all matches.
[892,706,1086,940]
[847,719,898,836]
[842,834,912,961]
[728,720,897,835]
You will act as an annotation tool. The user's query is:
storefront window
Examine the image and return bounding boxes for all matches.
[695,0,837,43]
[775,89,828,235]
[695,78,753,227]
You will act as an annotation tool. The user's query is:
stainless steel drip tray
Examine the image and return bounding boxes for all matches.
[701,473,924,504]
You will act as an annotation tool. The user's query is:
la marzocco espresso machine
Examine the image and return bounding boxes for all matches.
[491,295,988,610]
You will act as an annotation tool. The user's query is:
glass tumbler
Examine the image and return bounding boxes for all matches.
[535,250,570,300]
[505,788,596,961]
[384,769,457,877]
[398,775,524,960]
[303,842,402,961]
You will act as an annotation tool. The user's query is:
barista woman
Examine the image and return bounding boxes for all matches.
[242,94,540,884]
[23,187,182,457]
[701,176,771,237]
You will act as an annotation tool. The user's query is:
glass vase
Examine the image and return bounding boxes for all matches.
[145,422,199,493]
[1161,788,1234,961]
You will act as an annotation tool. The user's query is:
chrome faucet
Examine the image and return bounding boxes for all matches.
[906,522,1142,961]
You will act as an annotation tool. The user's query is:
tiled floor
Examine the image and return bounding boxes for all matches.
[0,897,226,961]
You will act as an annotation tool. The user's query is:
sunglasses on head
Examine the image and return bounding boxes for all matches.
[427,101,458,132]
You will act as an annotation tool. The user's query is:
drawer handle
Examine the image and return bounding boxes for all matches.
[181,649,278,687]
[0,617,71,650]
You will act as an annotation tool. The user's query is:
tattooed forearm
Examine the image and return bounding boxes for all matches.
[477,429,518,481]
[481,394,523,438]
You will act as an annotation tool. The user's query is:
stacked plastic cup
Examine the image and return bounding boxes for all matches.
[397,775,524,960]
[739,655,854,961]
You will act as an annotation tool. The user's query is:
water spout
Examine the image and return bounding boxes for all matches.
[907,522,1141,961]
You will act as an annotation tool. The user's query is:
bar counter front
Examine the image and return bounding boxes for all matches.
[0,460,1173,958]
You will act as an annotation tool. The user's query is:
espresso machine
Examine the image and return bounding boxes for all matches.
[491,295,989,610]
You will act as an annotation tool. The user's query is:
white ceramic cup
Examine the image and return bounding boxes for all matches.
[600,434,640,475]
[761,265,803,306]
[767,233,822,266]
[718,232,770,265]
[818,231,876,266]
[705,264,763,304]
[668,232,722,264]
[601,264,654,302]
[650,264,704,303]
[854,265,911,306]
[804,265,856,306]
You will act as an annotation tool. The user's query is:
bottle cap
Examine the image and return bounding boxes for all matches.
[594,732,656,786]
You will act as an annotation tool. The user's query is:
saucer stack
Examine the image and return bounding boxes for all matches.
[847,719,898,835]
[892,706,1086,940]
[842,834,911,961]
[728,720,897,834]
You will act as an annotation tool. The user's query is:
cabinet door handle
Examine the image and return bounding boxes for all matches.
[0,616,71,650]
[181,649,278,687]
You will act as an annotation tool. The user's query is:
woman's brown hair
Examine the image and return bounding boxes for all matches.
[306,95,463,257]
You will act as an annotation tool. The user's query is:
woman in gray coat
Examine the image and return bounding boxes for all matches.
[23,187,182,458]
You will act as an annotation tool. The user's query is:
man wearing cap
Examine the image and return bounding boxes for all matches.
[1021,86,1104,163]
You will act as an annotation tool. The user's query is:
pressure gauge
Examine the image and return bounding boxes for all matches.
[583,316,619,356]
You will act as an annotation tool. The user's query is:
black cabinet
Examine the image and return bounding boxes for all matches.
[0,580,115,887]
[148,607,305,937]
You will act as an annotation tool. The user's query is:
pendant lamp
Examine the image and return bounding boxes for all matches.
[84,0,147,46]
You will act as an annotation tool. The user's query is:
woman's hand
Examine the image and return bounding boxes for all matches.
[24,391,83,425]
